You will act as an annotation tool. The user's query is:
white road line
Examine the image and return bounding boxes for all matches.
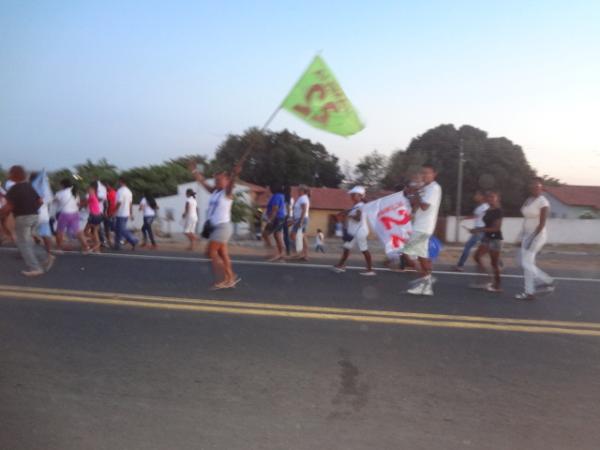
[1,247,599,283]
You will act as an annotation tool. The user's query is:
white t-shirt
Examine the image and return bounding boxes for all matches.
[473,202,490,228]
[521,195,550,235]
[185,197,198,221]
[96,181,107,201]
[116,186,133,218]
[4,180,15,191]
[140,197,156,217]
[207,190,232,225]
[346,201,368,236]
[55,187,79,214]
[293,194,310,220]
[412,181,442,235]
[315,232,324,245]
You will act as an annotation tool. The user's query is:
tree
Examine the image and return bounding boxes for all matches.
[213,128,343,188]
[540,174,562,186]
[0,165,6,184]
[383,124,536,215]
[354,150,388,189]
[74,158,119,186]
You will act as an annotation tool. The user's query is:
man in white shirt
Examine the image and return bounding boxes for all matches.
[455,190,489,271]
[113,178,138,250]
[403,164,442,296]
[290,185,310,260]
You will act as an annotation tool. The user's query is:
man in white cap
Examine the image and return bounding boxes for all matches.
[403,164,442,296]
[332,186,375,276]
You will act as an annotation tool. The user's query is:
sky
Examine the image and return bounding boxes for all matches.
[1,0,599,185]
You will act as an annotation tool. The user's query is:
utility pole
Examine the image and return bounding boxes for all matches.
[454,138,464,243]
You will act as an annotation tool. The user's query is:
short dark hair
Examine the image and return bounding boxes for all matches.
[8,165,27,183]
[60,178,73,189]
[421,163,437,172]
[532,176,544,184]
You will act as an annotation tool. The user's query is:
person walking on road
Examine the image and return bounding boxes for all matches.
[332,186,375,276]
[182,188,199,251]
[455,190,489,271]
[84,182,103,252]
[0,166,55,276]
[139,192,158,249]
[515,177,555,300]
[113,177,138,251]
[470,190,503,293]
[290,185,310,261]
[314,228,325,253]
[54,178,89,253]
[262,183,287,261]
[404,164,442,296]
[191,164,241,290]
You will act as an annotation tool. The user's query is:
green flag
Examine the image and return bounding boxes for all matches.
[281,56,364,137]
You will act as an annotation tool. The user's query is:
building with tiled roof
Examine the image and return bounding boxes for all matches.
[544,185,600,219]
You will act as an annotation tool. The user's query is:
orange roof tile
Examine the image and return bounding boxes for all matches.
[544,185,600,209]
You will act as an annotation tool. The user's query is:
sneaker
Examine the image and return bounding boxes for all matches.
[21,269,44,277]
[359,271,377,277]
[535,282,555,295]
[43,254,56,272]
[454,266,465,272]
[331,266,346,273]
[421,282,434,296]
[515,292,535,301]
[486,284,503,293]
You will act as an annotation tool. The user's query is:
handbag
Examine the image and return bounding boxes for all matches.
[201,220,214,239]
[342,228,354,242]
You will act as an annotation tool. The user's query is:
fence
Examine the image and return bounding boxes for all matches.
[445,216,600,244]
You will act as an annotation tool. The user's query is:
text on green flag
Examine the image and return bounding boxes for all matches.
[282,56,364,137]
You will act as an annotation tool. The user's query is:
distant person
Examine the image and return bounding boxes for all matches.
[283,184,293,255]
[290,185,310,261]
[182,188,198,251]
[139,191,158,249]
[0,166,54,276]
[191,163,241,289]
[84,182,103,252]
[262,183,286,261]
[455,190,489,271]
[314,228,325,253]
[103,181,117,247]
[0,181,16,244]
[403,164,442,296]
[471,190,503,292]
[113,177,138,250]
[332,186,375,276]
[54,178,89,252]
[515,177,555,300]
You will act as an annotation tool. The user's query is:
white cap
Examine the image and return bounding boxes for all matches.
[348,186,366,196]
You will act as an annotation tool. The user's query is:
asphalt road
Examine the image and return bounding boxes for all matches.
[1,249,600,450]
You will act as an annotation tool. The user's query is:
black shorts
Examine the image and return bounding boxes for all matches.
[88,214,104,226]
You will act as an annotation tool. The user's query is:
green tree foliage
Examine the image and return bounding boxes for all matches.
[540,174,562,186]
[0,165,6,184]
[74,158,119,186]
[213,128,343,188]
[383,124,536,215]
[354,150,388,189]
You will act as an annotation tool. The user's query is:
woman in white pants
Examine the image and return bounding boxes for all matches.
[515,177,555,300]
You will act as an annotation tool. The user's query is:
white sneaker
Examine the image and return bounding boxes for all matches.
[406,284,424,295]
[359,271,376,276]
[331,266,346,273]
[421,282,434,296]
[21,269,44,277]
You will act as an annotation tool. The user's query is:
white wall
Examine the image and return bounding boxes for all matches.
[149,181,252,237]
[446,216,600,244]
[544,193,598,219]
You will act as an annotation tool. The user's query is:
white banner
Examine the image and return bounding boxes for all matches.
[364,191,412,256]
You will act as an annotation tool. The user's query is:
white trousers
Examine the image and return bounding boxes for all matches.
[520,233,553,295]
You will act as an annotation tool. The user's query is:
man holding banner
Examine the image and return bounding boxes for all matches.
[403,164,442,296]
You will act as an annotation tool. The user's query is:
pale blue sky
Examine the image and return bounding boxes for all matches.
[1,0,599,184]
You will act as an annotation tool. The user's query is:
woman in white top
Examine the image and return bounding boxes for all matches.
[182,189,199,251]
[139,192,158,248]
[332,186,375,276]
[53,178,89,253]
[515,177,555,300]
[191,163,241,290]
[290,185,311,261]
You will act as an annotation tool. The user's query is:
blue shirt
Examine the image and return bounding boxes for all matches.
[267,193,286,219]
